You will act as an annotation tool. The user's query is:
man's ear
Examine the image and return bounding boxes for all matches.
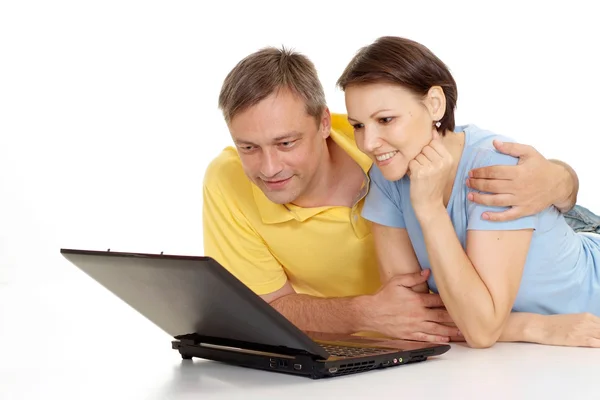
[320,107,332,139]
[426,86,446,122]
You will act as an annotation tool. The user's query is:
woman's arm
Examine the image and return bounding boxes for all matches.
[371,222,427,293]
[499,312,600,347]
[417,206,533,348]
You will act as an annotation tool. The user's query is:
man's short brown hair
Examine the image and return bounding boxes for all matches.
[218,46,326,124]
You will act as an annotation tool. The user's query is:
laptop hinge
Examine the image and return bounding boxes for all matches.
[173,333,319,358]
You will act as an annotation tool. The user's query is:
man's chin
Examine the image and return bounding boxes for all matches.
[254,177,299,203]
[264,191,297,205]
[255,183,297,205]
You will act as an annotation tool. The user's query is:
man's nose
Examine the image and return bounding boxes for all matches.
[260,149,284,178]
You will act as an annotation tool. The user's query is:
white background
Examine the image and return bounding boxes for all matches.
[1,0,599,289]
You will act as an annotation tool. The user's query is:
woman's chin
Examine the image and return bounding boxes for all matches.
[380,165,408,182]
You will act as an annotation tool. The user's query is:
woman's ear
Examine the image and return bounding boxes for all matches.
[426,86,446,122]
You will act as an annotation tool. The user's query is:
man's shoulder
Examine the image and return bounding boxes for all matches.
[330,113,373,172]
[203,146,251,195]
[331,113,356,141]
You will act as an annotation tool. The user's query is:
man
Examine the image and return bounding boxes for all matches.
[203,46,588,343]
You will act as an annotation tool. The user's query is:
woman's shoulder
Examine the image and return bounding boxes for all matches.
[367,163,409,189]
[366,164,410,209]
[458,124,520,169]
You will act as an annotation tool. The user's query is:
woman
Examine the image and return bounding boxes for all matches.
[337,36,600,348]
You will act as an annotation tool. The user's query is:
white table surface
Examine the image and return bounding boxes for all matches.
[2,276,599,400]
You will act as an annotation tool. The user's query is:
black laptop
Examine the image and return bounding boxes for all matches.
[60,248,451,379]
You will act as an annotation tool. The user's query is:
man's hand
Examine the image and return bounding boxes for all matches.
[466,140,576,221]
[357,269,459,343]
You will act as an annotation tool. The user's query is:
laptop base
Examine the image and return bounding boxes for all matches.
[171,339,442,379]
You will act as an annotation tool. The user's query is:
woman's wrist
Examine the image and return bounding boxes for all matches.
[501,313,546,343]
[414,202,447,225]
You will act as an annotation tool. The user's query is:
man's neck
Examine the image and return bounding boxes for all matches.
[292,138,364,209]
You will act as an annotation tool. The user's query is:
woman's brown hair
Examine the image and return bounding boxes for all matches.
[337,36,458,134]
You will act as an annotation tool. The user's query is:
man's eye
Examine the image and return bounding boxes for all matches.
[279,141,296,148]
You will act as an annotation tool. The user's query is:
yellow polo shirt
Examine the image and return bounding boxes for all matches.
[202,114,380,298]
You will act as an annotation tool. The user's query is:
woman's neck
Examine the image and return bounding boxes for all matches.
[441,130,466,207]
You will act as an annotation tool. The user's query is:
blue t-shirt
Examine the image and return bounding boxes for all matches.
[362,124,600,316]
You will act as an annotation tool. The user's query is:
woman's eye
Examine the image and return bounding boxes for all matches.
[352,123,363,130]
[379,117,394,124]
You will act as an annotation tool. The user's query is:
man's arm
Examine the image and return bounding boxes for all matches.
[269,270,458,342]
[255,252,455,340]
[549,158,579,213]
[267,281,368,334]
[467,140,579,220]
[260,250,455,341]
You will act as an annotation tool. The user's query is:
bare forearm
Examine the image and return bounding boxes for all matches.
[270,293,368,334]
[498,313,542,342]
[550,159,579,213]
[417,207,498,346]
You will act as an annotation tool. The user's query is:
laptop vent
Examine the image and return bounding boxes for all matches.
[336,360,376,375]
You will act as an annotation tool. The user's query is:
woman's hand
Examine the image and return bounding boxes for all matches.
[535,313,600,348]
[408,128,454,217]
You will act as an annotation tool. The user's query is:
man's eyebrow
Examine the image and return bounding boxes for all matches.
[233,132,302,146]
[272,131,302,142]
[233,138,256,146]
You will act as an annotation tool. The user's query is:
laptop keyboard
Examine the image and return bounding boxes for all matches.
[319,344,392,357]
